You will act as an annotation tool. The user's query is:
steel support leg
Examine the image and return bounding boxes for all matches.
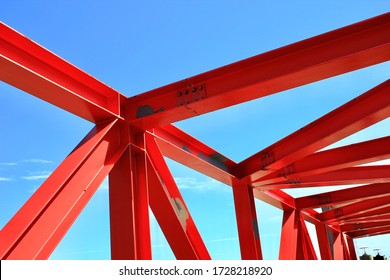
[299,219,317,260]
[232,180,262,259]
[332,231,345,260]
[109,140,152,259]
[279,209,300,259]
[314,222,332,260]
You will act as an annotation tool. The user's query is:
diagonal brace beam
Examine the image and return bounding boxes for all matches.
[0,22,122,123]
[0,120,126,259]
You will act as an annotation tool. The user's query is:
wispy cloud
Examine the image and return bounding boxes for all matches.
[21,175,50,180]
[205,237,238,244]
[21,170,52,181]
[0,162,18,166]
[0,177,13,181]
[21,159,52,164]
[175,177,230,192]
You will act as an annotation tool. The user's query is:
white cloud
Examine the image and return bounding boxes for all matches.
[174,177,230,192]
[0,162,17,166]
[0,177,13,181]
[21,174,50,180]
[21,170,52,181]
[22,159,52,164]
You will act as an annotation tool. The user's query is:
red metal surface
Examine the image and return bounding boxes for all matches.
[127,12,390,129]
[0,120,126,259]
[109,143,152,260]
[1,12,390,259]
[146,133,210,260]
[232,180,262,259]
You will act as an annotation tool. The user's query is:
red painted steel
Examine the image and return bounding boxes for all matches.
[279,210,300,259]
[259,165,390,189]
[256,136,390,187]
[0,23,122,123]
[0,120,126,259]
[153,125,236,186]
[295,183,390,210]
[146,133,211,260]
[232,180,262,259]
[1,12,390,259]
[318,195,390,223]
[349,225,390,238]
[109,143,152,260]
[344,235,358,260]
[239,79,390,183]
[314,222,333,260]
[127,12,390,129]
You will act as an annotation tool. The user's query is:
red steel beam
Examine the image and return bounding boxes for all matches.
[127,12,390,129]
[334,206,390,225]
[342,213,390,224]
[153,124,236,186]
[0,22,122,123]
[232,180,262,260]
[317,195,390,223]
[344,235,358,260]
[256,136,390,186]
[314,222,333,260]
[237,79,390,182]
[109,143,152,260]
[299,217,318,260]
[146,134,211,260]
[348,225,390,238]
[332,231,346,260]
[0,120,126,259]
[295,183,390,210]
[341,221,390,233]
[257,165,390,189]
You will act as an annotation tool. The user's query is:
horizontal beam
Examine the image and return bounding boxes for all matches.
[152,125,236,186]
[317,195,390,223]
[237,78,390,182]
[295,183,390,210]
[256,136,390,186]
[256,165,390,189]
[349,225,390,238]
[341,213,390,224]
[127,12,390,129]
[335,206,390,224]
[0,22,122,123]
[341,220,390,233]
[0,120,126,259]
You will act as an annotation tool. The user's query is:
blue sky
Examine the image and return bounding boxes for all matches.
[1,1,390,260]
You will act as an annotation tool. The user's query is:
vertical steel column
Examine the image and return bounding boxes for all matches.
[279,209,300,259]
[146,133,211,260]
[109,130,152,260]
[332,231,345,260]
[299,218,317,260]
[314,222,333,260]
[344,235,357,260]
[232,180,262,259]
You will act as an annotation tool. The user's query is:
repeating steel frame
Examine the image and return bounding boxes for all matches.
[1,12,390,260]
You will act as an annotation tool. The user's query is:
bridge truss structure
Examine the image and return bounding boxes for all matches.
[1,12,390,260]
